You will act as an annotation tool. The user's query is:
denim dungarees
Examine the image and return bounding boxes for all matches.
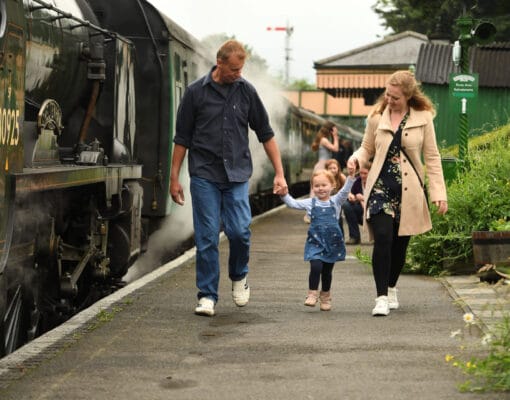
[304,198,346,262]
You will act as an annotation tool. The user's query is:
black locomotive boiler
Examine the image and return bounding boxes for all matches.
[0,0,361,356]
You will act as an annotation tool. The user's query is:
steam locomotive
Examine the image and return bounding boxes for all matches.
[0,0,362,356]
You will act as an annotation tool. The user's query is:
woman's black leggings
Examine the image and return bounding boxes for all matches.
[368,213,411,296]
[309,260,334,291]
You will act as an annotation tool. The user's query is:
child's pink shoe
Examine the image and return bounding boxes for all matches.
[319,291,332,311]
[304,290,319,306]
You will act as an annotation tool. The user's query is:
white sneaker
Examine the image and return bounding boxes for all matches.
[388,287,399,309]
[232,277,250,307]
[195,297,215,316]
[372,295,390,316]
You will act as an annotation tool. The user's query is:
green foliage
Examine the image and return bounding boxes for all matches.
[355,247,372,266]
[87,305,124,331]
[407,125,510,275]
[447,309,510,393]
[407,234,472,275]
[286,79,316,91]
[443,124,510,158]
[490,219,510,232]
[373,0,510,41]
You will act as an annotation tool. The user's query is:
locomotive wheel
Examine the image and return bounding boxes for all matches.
[0,272,24,357]
[0,260,45,357]
[107,222,131,278]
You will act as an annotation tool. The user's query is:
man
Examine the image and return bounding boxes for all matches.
[344,162,370,244]
[170,40,288,317]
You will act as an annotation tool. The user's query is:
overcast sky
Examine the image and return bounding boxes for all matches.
[147,0,389,82]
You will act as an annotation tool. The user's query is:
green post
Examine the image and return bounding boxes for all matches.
[454,16,496,163]
[456,16,472,162]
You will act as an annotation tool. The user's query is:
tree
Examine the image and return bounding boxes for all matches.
[287,79,316,90]
[373,0,510,42]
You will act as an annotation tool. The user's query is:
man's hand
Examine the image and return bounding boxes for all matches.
[170,180,185,205]
[273,176,288,196]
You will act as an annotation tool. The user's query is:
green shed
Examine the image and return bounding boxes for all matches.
[415,42,510,148]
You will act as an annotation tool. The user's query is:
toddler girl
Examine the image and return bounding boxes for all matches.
[281,167,355,310]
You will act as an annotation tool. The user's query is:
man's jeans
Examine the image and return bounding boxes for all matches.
[190,176,251,302]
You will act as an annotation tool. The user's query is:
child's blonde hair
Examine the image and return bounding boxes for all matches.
[310,169,336,189]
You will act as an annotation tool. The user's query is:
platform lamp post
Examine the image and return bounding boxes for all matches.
[452,16,496,162]
[266,22,294,86]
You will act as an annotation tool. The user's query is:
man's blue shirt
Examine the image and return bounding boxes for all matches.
[174,66,275,183]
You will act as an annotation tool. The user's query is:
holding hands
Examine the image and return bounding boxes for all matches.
[347,156,358,178]
[347,156,358,173]
[273,175,289,196]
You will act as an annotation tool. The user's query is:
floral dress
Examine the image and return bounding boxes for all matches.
[367,113,409,223]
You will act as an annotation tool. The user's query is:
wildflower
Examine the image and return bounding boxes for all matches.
[481,333,492,346]
[462,312,475,324]
[450,329,462,338]
[445,354,454,363]
[466,361,476,369]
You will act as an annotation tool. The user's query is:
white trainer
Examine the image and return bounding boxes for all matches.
[232,277,250,307]
[388,287,399,309]
[372,295,390,316]
[195,297,215,316]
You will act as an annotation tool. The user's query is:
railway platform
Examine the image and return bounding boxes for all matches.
[0,206,508,400]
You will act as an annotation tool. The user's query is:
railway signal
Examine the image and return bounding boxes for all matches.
[266,23,294,85]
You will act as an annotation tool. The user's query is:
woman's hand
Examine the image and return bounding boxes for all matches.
[433,200,448,215]
[347,156,358,172]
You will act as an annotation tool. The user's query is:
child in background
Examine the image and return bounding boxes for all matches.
[325,158,347,236]
[281,166,356,311]
[325,159,346,194]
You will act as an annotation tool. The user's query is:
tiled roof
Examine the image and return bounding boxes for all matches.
[314,31,428,69]
[315,31,429,100]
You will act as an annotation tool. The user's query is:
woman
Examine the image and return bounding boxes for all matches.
[311,121,339,171]
[347,70,448,316]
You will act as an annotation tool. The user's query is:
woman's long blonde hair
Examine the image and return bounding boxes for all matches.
[371,70,436,117]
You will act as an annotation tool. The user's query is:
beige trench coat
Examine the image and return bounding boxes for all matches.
[353,107,447,237]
